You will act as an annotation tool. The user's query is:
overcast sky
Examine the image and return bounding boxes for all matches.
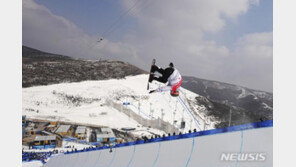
[22,0,273,92]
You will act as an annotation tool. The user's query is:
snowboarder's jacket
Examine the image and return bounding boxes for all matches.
[168,68,182,86]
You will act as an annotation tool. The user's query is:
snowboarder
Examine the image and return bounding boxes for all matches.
[148,62,182,96]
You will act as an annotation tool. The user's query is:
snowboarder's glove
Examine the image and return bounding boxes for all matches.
[149,90,156,94]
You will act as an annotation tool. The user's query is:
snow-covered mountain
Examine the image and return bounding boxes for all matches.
[23,74,215,138]
[182,76,273,127]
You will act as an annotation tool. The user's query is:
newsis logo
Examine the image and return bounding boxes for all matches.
[220,152,266,162]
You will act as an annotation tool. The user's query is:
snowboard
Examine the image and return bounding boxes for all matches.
[147,59,156,90]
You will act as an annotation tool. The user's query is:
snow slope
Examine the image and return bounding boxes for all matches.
[22,74,215,136]
[22,161,43,167]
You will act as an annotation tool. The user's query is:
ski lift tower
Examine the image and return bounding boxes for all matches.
[190,119,193,130]
[138,101,141,115]
[180,118,186,131]
[151,109,154,119]
[149,103,152,116]
[173,111,176,125]
[161,109,165,120]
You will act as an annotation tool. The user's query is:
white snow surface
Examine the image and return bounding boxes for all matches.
[22,74,215,136]
[22,161,43,167]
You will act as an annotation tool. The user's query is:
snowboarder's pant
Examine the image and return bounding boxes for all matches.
[151,66,170,83]
[151,65,169,82]
[153,76,168,83]
[151,65,163,74]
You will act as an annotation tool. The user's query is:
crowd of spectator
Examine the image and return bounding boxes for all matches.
[22,150,57,164]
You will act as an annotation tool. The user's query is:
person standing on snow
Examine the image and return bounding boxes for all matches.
[148,62,182,96]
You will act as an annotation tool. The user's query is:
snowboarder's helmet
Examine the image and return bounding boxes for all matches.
[169,62,174,67]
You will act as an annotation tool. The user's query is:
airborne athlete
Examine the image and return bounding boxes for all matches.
[148,62,182,97]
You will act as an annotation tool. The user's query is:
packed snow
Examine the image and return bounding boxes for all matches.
[22,160,43,167]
